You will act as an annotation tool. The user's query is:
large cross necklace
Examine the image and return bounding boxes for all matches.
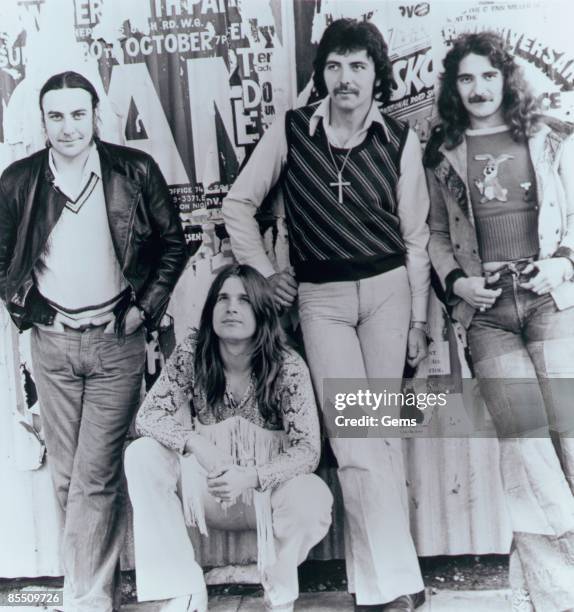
[327,140,354,204]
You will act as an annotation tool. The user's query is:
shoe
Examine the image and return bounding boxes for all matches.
[355,591,425,612]
[264,603,294,612]
[263,591,295,611]
[161,589,208,612]
[263,598,294,611]
[511,588,534,611]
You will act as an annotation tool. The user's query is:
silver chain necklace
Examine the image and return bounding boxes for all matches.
[327,140,354,204]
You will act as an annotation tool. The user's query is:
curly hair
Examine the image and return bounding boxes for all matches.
[437,31,541,149]
[193,264,286,420]
[313,18,394,105]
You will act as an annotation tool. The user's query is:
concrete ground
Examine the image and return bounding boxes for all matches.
[123,588,513,611]
[0,558,512,611]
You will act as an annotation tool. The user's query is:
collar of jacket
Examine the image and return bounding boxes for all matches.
[7,140,142,304]
[426,128,474,226]
[425,120,569,228]
[95,139,142,266]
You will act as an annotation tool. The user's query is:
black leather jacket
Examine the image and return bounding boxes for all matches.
[0,139,187,332]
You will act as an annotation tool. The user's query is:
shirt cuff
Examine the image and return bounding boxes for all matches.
[177,429,200,456]
[410,295,429,323]
[553,246,574,270]
[445,269,467,305]
[254,464,274,492]
[256,259,278,279]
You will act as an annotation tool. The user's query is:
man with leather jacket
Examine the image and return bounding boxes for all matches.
[0,71,187,612]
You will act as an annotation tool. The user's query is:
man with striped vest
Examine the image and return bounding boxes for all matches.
[223,19,430,611]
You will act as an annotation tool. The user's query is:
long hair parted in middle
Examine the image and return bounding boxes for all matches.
[194,264,286,419]
[437,31,541,149]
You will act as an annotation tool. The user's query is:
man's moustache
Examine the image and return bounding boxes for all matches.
[469,95,493,103]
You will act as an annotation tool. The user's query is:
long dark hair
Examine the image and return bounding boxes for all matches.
[313,18,394,105]
[437,31,541,149]
[39,71,100,144]
[193,264,286,419]
[39,71,100,112]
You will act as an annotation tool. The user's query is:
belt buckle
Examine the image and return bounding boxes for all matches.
[507,259,534,282]
[506,261,521,277]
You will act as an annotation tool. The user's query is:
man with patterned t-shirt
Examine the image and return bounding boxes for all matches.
[425,31,574,611]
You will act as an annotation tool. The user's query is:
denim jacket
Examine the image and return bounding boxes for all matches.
[424,118,574,328]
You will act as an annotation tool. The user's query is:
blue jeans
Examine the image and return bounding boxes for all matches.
[468,270,574,608]
[31,325,145,612]
[469,271,574,439]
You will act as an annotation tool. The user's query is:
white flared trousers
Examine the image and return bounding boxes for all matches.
[124,437,333,606]
[298,267,424,605]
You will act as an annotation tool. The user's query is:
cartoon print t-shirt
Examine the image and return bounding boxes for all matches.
[466,125,539,262]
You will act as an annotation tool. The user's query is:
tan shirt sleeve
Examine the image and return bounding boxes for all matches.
[396,129,431,322]
[135,332,196,454]
[256,351,321,491]
[222,116,288,278]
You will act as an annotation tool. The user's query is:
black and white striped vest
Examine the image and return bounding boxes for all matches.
[284,104,409,283]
